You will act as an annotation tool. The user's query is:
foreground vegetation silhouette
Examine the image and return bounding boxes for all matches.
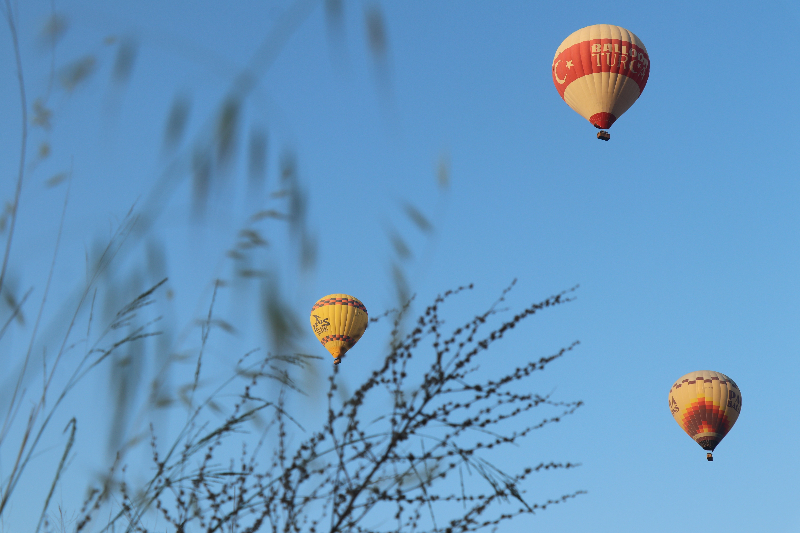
[0,2,585,531]
[79,282,584,532]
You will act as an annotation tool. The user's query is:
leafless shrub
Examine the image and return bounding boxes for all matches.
[80,282,584,533]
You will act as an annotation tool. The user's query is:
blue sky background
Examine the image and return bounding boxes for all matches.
[1,1,798,531]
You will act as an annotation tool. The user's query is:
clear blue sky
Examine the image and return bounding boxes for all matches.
[1,1,798,531]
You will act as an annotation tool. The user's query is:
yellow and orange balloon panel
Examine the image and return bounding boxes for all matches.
[668,370,741,459]
[552,24,650,135]
[310,294,368,364]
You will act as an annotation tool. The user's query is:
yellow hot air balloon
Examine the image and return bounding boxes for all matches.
[310,294,368,364]
[668,370,742,461]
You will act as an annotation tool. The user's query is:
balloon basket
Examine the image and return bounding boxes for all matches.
[596,131,610,141]
[333,357,341,365]
[706,453,713,461]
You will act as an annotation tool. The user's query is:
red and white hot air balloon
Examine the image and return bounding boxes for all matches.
[552,24,650,141]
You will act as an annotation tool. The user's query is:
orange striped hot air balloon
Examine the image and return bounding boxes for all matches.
[668,370,742,461]
[310,294,368,365]
[552,24,650,141]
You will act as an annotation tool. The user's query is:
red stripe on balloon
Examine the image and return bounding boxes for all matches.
[671,377,739,392]
[552,39,650,99]
[320,334,356,346]
[589,112,616,129]
[310,298,368,314]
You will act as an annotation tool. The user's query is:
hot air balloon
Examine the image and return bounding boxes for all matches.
[668,370,742,461]
[552,24,650,141]
[310,294,368,365]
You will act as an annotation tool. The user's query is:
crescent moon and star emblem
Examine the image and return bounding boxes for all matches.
[553,60,567,84]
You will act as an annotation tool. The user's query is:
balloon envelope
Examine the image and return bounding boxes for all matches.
[552,24,650,129]
[310,294,368,364]
[668,370,742,452]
